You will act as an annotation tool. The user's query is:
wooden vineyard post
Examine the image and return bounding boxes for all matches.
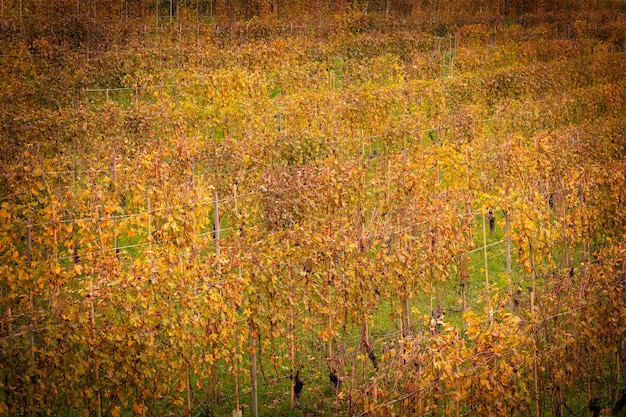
[328,265,334,368]
[325,164,335,368]
[212,189,222,406]
[231,186,242,417]
[327,291,333,366]
[25,218,35,415]
[482,207,490,300]
[529,241,536,316]
[579,181,587,262]
[213,191,220,258]
[289,268,296,409]
[505,210,512,307]
[94,207,105,417]
[285,241,296,410]
[460,253,468,328]
[144,195,154,417]
[250,318,259,417]
[528,239,540,417]
[455,340,460,417]
[111,150,121,259]
[147,194,153,259]
[195,0,199,48]
[214,189,225,409]
[533,319,540,417]
[232,324,241,417]
[617,348,621,404]
[401,285,410,335]
[386,160,391,205]
[209,190,223,408]
[26,219,32,267]
[560,182,570,268]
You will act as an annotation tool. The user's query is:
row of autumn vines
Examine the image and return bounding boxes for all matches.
[2,3,626,416]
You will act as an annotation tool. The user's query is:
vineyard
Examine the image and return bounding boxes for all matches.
[1,0,626,416]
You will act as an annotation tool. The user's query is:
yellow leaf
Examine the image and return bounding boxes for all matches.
[132,402,146,415]
[319,329,329,342]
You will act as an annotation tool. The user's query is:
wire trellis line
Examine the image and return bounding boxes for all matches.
[0,179,590,246]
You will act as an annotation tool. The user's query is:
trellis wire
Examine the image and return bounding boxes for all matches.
[1,180,578,242]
